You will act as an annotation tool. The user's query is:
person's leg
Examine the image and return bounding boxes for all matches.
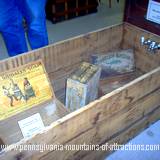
[9,96,14,107]
[0,0,28,56]
[18,0,49,49]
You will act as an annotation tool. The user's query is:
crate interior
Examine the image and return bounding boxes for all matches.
[51,23,160,106]
[0,23,160,157]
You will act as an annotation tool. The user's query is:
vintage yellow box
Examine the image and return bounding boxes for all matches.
[0,60,54,121]
[65,62,101,111]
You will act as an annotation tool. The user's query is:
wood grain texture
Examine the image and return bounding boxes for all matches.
[0,66,159,160]
[122,23,160,73]
[81,104,160,160]
[40,88,160,160]
[0,99,69,145]
[0,23,160,160]
[0,24,123,97]
[0,24,123,74]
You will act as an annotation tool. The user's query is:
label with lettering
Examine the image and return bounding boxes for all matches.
[18,113,45,138]
[147,0,160,24]
[0,60,54,120]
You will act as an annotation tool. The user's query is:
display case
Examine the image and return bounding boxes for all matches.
[46,0,98,23]
[124,0,160,35]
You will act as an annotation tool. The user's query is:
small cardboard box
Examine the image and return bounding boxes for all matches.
[91,49,135,78]
[65,62,101,111]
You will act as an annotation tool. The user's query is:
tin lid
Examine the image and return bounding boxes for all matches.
[70,62,100,84]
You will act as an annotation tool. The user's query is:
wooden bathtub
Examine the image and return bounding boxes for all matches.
[0,22,160,160]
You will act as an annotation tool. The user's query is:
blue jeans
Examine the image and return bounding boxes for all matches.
[0,0,48,56]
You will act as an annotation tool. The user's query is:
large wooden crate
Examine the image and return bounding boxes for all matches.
[0,23,160,160]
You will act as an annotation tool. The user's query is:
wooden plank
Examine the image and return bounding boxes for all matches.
[0,99,69,145]
[0,22,159,160]
[38,89,160,160]
[48,62,80,93]
[134,50,160,73]
[0,24,123,97]
[0,66,160,160]
[76,0,78,16]
[40,88,160,160]
[99,70,143,95]
[64,1,68,19]
[82,105,160,160]
[0,24,123,74]
[122,23,160,73]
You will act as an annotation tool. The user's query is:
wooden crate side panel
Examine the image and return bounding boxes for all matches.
[0,24,123,74]
[95,25,123,53]
[48,63,80,93]
[82,104,160,160]
[0,67,160,160]
[122,23,160,73]
[0,25,123,97]
[0,99,69,145]
[40,88,160,160]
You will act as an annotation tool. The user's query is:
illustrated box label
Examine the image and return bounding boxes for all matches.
[91,49,135,78]
[0,60,54,121]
